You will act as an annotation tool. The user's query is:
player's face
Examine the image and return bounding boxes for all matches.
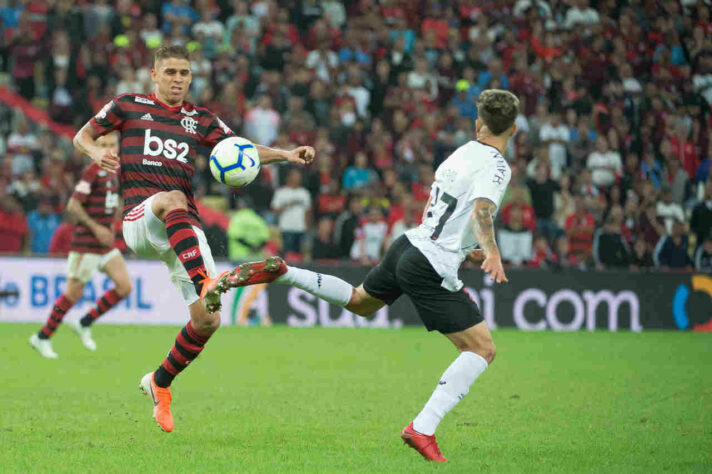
[151,57,192,105]
[97,134,119,156]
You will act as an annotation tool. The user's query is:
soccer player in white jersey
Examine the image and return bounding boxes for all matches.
[234,89,518,462]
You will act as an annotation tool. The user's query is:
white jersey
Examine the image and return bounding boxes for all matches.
[406,141,511,291]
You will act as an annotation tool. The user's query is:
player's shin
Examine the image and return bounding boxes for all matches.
[79,288,124,327]
[276,266,352,306]
[165,209,208,295]
[38,295,74,339]
[153,321,212,388]
[412,351,488,436]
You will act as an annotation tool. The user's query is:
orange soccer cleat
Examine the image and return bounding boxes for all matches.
[232,257,287,287]
[199,270,237,313]
[139,372,174,432]
[400,422,448,462]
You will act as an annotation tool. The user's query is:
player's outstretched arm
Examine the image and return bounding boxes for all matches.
[255,144,315,166]
[472,198,508,283]
[73,123,120,173]
[66,197,114,247]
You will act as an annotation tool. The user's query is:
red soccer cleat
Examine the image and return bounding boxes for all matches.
[401,422,448,462]
[231,256,287,287]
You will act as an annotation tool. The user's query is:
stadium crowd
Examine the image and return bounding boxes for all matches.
[0,0,711,273]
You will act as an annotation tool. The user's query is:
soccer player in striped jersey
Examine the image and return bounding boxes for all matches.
[30,132,132,359]
[71,45,314,433]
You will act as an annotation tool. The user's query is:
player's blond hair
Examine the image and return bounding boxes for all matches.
[154,45,190,67]
[476,89,520,136]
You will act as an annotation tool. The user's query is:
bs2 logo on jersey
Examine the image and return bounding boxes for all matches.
[673,274,712,331]
[143,129,190,163]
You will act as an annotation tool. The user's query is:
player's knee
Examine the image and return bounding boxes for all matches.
[193,314,221,334]
[458,340,495,365]
[164,190,188,211]
[65,287,83,303]
[115,281,132,299]
[473,341,496,365]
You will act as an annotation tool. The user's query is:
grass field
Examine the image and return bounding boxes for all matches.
[1,323,710,473]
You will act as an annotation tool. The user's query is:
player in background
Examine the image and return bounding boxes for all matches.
[30,132,132,359]
[72,45,314,432]
[233,90,518,462]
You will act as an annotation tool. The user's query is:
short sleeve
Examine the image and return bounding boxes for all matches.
[201,113,234,148]
[271,189,283,209]
[89,97,126,135]
[71,165,98,203]
[469,161,511,210]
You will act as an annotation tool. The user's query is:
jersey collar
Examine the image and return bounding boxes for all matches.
[149,93,185,112]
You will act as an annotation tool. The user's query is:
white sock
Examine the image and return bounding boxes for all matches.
[276,266,353,306]
[412,351,488,436]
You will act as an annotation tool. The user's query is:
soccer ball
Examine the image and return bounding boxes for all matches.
[209,136,261,187]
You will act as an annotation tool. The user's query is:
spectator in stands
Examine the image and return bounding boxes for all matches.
[48,211,73,255]
[629,238,654,271]
[499,205,533,266]
[691,181,712,249]
[527,163,561,242]
[334,195,362,259]
[593,216,630,269]
[342,152,377,191]
[244,95,280,146]
[227,200,270,261]
[654,220,693,271]
[662,156,691,206]
[386,199,418,248]
[539,110,569,178]
[350,207,387,264]
[502,185,536,233]
[7,117,39,177]
[657,189,685,235]
[694,234,712,272]
[312,217,340,260]
[271,169,311,255]
[0,191,27,253]
[528,235,558,269]
[161,0,198,35]
[565,195,595,266]
[587,136,622,189]
[26,197,60,254]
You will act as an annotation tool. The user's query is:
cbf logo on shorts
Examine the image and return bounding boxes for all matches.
[143,129,190,163]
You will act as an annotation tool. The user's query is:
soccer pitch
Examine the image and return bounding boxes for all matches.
[2,324,710,473]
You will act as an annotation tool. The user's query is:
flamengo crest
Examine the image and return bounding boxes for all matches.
[181,117,198,134]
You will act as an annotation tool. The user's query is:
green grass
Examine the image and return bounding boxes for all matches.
[1,324,710,473]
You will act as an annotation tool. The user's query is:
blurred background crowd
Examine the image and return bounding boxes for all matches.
[0,0,711,273]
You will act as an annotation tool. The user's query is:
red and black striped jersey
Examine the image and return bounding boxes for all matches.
[70,162,120,254]
[89,93,234,228]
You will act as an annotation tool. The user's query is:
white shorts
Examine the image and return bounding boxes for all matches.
[67,248,123,283]
[122,193,217,305]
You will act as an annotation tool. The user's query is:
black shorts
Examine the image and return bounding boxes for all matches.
[363,235,483,334]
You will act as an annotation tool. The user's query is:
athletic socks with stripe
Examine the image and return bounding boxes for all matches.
[153,321,211,388]
[37,295,74,339]
[165,209,207,295]
[79,288,123,327]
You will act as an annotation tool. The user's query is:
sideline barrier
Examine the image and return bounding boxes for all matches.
[0,256,710,331]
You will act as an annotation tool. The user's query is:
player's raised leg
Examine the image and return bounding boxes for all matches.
[30,278,84,359]
[70,252,132,351]
[234,259,361,309]
[139,300,219,432]
[403,321,495,462]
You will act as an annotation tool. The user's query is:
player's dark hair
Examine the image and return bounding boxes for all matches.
[154,45,190,66]
[476,89,520,136]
